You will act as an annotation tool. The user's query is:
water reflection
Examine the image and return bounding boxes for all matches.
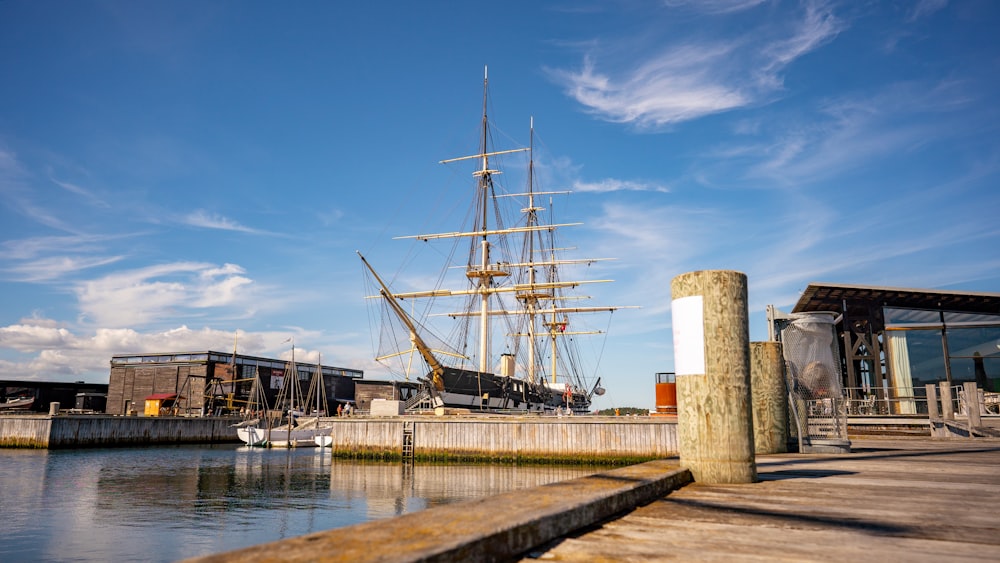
[0,445,598,562]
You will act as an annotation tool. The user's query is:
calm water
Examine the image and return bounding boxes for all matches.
[0,445,598,562]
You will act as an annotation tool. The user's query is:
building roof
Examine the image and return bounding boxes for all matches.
[792,283,1000,314]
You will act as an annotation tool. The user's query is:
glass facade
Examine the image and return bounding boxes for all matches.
[885,308,1000,393]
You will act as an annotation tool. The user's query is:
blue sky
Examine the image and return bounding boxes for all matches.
[1,0,998,410]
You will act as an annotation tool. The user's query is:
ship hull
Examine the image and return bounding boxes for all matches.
[434,367,591,414]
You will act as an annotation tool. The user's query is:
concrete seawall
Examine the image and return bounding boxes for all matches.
[0,414,680,461]
[0,414,240,448]
[320,416,679,463]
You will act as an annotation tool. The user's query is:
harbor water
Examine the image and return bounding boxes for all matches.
[0,445,599,562]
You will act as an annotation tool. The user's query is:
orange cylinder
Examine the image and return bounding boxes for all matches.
[655,372,677,414]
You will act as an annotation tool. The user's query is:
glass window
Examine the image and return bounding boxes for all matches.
[892,328,947,388]
[884,308,942,326]
[943,311,1000,325]
[946,325,1000,392]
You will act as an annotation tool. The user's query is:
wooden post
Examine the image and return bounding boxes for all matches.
[672,270,756,484]
[964,382,982,431]
[750,342,788,454]
[939,382,954,421]
[925,383,939,420]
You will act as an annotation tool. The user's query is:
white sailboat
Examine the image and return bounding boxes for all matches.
[237,344,325,447]
[360,68,633,414]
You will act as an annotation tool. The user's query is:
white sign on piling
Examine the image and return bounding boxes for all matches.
[671,295,705,376]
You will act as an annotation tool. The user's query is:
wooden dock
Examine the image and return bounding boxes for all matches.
[185,437,1000,562]
[526,437,1000,562]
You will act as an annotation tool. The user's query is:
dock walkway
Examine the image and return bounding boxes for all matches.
[186,437,1000,562]
[526,438,1000,562]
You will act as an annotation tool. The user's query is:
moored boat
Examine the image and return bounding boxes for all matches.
[0,396,34,411]
[235,345,331,447]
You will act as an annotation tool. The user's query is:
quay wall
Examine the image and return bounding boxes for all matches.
[1,414,679,461]
[324,417,679,463]
[0,415,240,448]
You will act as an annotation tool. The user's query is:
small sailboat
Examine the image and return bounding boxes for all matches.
[235,364,272,446]
[237,344,325,447]
[360,68,632,414]
[307,356,333,448]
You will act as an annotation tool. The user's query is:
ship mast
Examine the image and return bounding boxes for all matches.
[358,251,447,391]
[476,66,492,374]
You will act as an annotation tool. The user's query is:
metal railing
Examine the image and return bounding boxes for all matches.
[842,387,928,416]
[842,384,1000,417]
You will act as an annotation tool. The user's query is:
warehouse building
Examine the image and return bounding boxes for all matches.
[107,351,362,416]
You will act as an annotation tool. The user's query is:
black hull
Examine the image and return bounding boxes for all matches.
[431,367,591,414]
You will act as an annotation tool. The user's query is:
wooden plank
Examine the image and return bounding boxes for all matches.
[527,438,1000,561]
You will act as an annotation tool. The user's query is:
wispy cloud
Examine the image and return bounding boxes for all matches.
[49,177,111,209]
[663,0,768,15]
[547,1,843,128]
[0,233,136,282]
[573,178,669,193]
[183,209,263,233]
[6,255,126,283]
[908,0,948,22]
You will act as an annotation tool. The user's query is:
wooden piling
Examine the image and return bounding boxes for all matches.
[750,341,788,454]
[671,270,756,484]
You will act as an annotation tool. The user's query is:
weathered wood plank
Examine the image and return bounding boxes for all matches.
[528,438,1000,562]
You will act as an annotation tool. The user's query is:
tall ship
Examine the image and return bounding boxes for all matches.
[359,69,632,414]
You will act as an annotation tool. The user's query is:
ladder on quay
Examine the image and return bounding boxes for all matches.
[401,420,414,462]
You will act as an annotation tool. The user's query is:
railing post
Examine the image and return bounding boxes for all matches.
[964,382,982,431]
[939,381,955,421]
[925,383,939,420]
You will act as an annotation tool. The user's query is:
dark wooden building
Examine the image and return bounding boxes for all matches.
[107,351,363,416]
[0,380,109,413]
[353,380,420,413]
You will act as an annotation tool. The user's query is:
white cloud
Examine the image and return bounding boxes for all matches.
[5,255,125,283]
[183,209,261,233]
[50,177,110,209]
[663,0,768,15]
[0,323,76,351]
[573,178,669,193]
[0,320,372,383]
[548,1,843,128]
[75,261,256,327]
[908,0,948,22]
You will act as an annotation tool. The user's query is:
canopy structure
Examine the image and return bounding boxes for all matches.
[790,282,1000,391]
[793,283,1000,318]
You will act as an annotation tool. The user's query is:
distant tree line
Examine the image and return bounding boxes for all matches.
[594,407,648,416]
